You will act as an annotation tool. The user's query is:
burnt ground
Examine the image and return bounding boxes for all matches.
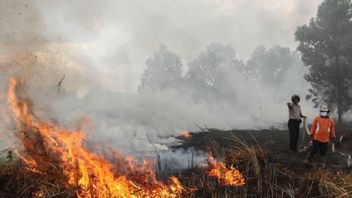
[174,124,352,175]
[0,123,351,197]
[167,125,352,197]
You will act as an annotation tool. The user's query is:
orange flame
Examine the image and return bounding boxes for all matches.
[182,131,191,139]
[207,152,245,187]
[7,78,185,197]
[6,78,245,197]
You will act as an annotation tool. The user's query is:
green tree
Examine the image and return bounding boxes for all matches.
[247,45,303,86]
[139,45,183,92]
[295,0,352,123]
[184,43,243,102]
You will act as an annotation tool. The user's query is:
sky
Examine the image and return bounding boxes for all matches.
[34,0,322,58]
[1,0,321,92]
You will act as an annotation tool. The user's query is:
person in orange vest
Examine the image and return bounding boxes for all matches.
[305,104,336,166]
[287,95,306,152]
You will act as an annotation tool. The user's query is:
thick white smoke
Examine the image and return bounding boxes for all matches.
[0,0,320,155]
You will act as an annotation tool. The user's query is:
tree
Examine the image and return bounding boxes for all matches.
[246,45,303,86]
[295,0,352,123]
[139,45,183,92]
[184,43,242,102]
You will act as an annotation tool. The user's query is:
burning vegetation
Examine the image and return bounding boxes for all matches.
[182,131,191,140]
[0,78,245,197]
[2,0,352,197]
[207,152,245,187]
[7,78,187,197]
[0,77,351,197]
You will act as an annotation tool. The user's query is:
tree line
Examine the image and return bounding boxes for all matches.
[140,0,352,123]
[139,43,304,105]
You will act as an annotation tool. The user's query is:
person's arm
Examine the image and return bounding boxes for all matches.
[299,106,306,118]
[310,118,318,141]
[287,102,292,109]
[330,119,336,139]
[300,112,307,118]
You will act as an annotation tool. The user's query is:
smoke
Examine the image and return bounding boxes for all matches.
[0,0,320,155]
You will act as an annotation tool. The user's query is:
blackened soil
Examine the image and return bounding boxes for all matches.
[174,125,352,171]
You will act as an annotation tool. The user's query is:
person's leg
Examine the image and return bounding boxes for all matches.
[293,120,300,151]
[307,140,319,160]
[319,141,328,165]
[288,120,295,151]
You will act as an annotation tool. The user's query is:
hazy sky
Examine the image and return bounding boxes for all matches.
[33,0,322,58]
[1,0,322,92]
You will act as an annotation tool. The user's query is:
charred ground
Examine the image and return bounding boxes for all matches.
[0,122,351,197]
[176,126,352,168]
[170,125,352,197]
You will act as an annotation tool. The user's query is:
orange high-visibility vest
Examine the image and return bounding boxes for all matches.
[310,116,336,143]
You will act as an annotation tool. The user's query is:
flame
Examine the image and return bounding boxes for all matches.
[182,131,191,139]
[6,78,245,197]
[207,152,245,187]
[7,78,185,197]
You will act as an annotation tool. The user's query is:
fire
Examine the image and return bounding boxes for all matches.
[5,78,245,197]
[207,152,245,187]
[7,78,185,197]
[182,131,191,139]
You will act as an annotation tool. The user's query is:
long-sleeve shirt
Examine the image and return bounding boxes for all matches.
[310,116,336,143]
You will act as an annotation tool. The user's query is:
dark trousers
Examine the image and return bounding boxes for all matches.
[288,119,300,151]
[307,140,328,159]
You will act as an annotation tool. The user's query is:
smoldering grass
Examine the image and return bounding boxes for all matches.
[198,133,350,197]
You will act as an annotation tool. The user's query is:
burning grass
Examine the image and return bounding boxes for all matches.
[1,77,350,197]
[5,78,189,197]
[182,131,191,140]
[187,131,352,197]
[0,78,246,197]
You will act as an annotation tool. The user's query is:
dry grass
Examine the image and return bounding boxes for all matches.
[0,134,350,197]
[0,153,75,197]
[197,133,350,197]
